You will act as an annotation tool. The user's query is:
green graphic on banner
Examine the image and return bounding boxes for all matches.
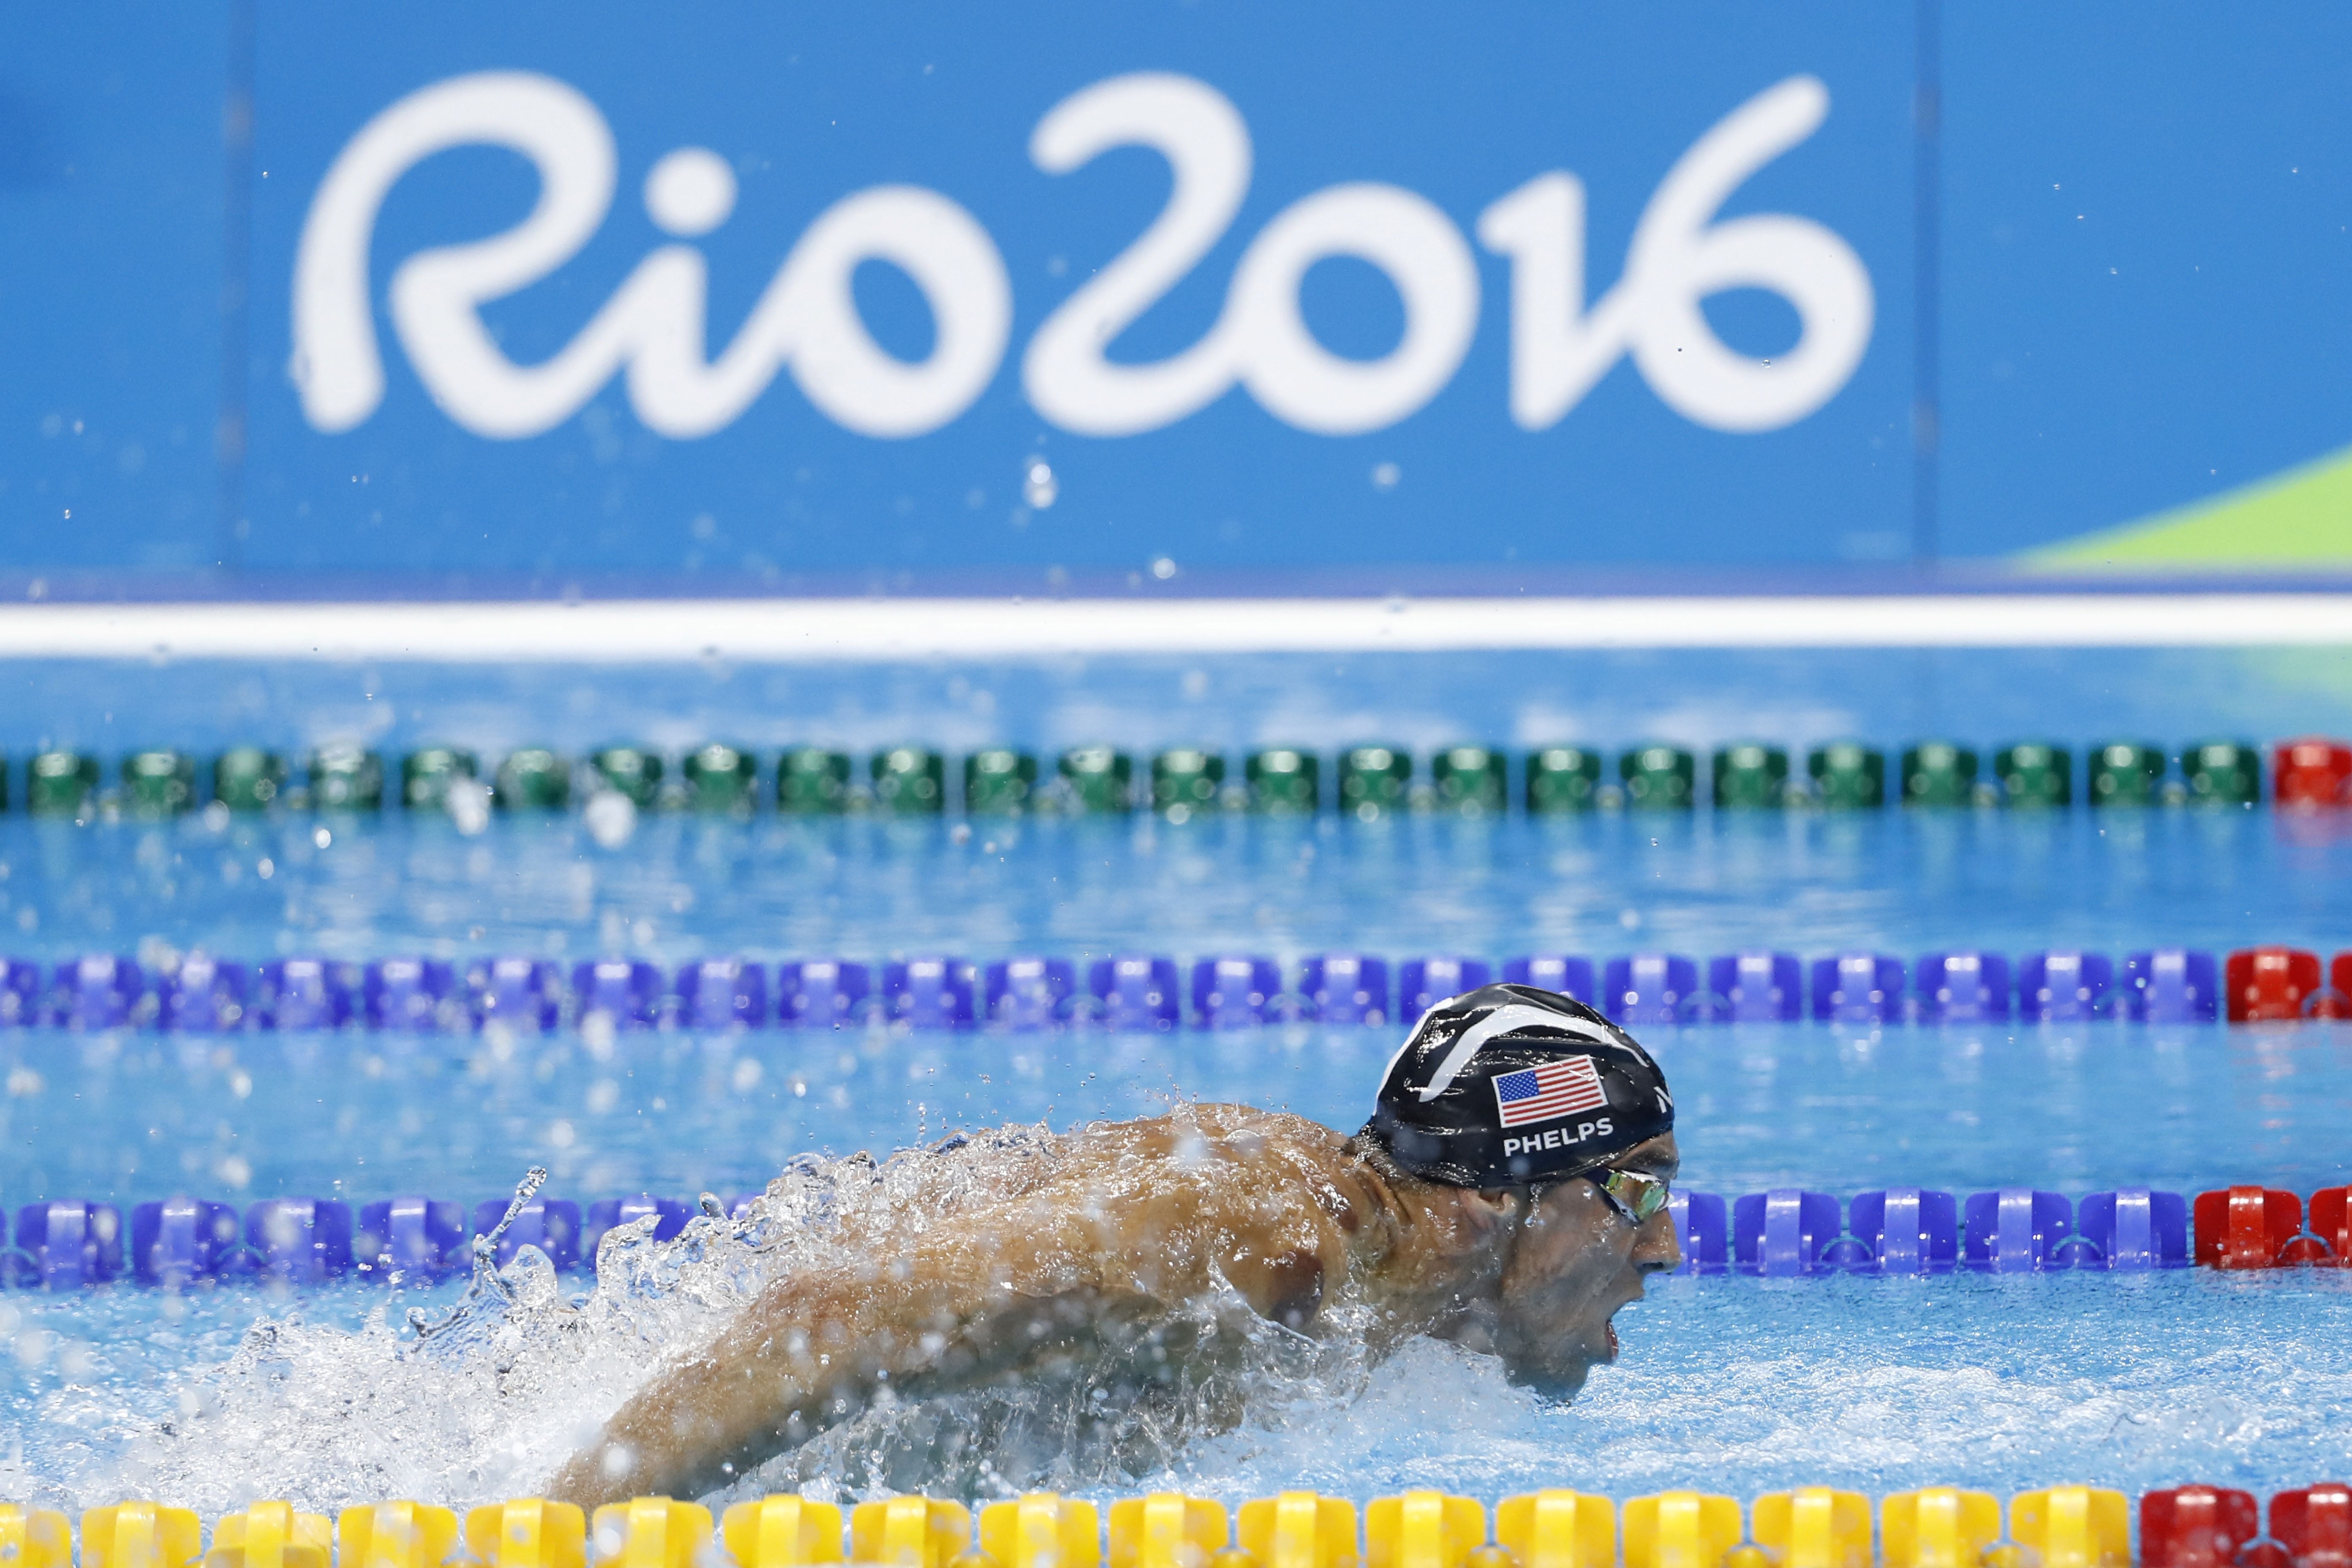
[2025,443,2352,570]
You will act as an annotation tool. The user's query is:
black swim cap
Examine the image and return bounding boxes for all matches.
[1361,983,1674,1188]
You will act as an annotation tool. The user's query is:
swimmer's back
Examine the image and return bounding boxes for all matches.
[1043,1102,1356,1187]
[929,1104,1385,1330]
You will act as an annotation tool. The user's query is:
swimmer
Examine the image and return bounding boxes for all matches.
[549,983,1680,1505]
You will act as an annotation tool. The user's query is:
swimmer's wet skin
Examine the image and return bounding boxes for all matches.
[549,983,1679,1505]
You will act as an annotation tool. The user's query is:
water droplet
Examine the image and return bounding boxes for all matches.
[1024,460,1058,509]
[446,779,492,836]
[584,790,637,849]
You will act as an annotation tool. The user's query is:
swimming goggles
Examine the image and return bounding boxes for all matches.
[1586,1167,1672,1225]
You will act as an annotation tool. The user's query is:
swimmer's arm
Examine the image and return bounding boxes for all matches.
[545,1241,999,1506]
[545,1209,1198,1508]
[546,1170,1354,1507]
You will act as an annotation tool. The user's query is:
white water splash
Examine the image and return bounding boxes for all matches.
[16,1131,1379,1515]
[9,1152,2352,1514]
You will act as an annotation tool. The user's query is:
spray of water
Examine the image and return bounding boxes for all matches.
[17,1139,2352,1514]
[36,1126,1381,1515]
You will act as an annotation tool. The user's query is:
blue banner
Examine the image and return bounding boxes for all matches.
[0,3,2347,587]
[0,9,233,571]
[243,3,1910,580]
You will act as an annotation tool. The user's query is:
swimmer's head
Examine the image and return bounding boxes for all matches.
[1358,983,1681,1396]
[1362,982,1673,1188]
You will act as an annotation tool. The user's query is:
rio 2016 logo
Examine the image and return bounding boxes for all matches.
[291,71,1872,444]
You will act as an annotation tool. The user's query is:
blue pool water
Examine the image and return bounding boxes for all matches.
[3,647,2352,1520]
[4,814,2352,1515]
[4,1025,2352,1514]
[8,806,2352,987]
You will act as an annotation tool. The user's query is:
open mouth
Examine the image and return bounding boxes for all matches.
[1605,1319,1620,1358]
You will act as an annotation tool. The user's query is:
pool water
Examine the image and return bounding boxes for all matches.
[6,1005,2352,1217]
[5,642,2352,1521]
[8,804,2352,978]
[4,808,2352,1517]
[3,804,2352,1195]
[6,1025,2352,1514]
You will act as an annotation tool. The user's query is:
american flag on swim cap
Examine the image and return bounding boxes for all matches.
[1493,1055,1608,1127]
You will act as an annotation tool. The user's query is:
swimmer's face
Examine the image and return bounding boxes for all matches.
[1490,1133,1681,1397]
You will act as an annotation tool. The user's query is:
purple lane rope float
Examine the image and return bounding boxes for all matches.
[6,1183,2346,1289]
[9,945,2351,1032]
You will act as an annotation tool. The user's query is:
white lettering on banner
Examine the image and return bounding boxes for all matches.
[291,72,615,435]
[290,69,1870,443]
[1021,74,1253,436]
[1023,73,1479,436]
[292,72,1010,439]
[1477,76,1873,433]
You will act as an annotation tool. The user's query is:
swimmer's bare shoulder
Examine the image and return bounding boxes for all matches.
[1051,1103,1386,1323]
[546,1105,1390,1508]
